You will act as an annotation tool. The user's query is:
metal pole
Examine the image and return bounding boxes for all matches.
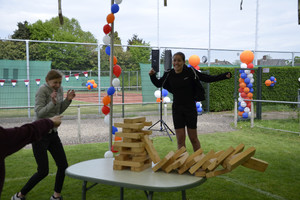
[136,70,138,92]
[98,44,101,114]
[234,99,238,128]
[122,71,125,118]
[77,105,82,143]
[157,0,160,48]
[109,0,114,151]
[208,0,211,67]
[26,40,31,118]
[254,0,259,66]
[251,101,254,128]
[292,52,295,67]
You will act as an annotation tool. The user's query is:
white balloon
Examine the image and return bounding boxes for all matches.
[115,0,122,4]
[104,150,114,158]
[238,97,244,102]
[245,70,251,74]
[154,90,161,98]
[112,78,120,87]
[104,115,110,125]
[103,35,110,45]
[240,63,247,68]
[244,107,250,113]
[247,73,253,79]
[248,112,252,117]
[163,96,171,103]
[240,101,247,107]
[250,78,255,83]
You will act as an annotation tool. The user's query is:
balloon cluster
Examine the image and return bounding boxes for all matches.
[265,76,276,87]
[102,0,123,156]
[238,50,255,119]
[196,102,203,113]
[86,79,97,90]
[188,55,201,70]
[154,89,171,103]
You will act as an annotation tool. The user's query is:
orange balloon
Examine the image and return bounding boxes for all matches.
[244,87,250,93]
[87,85,91,90]
[239,78,244,83]
[102,95,111,105]
[114,136,122,141]
[265,79,271,86]
[247,92,253,98]
[93,83,97,88]
[240,50,254,64]
[189,55,200,67]
[106,13,115,24]
[156,98,161,102]
[238,111,244,116]
[90,79,95,84]
[110,56,118,65]
[239,82,246,88]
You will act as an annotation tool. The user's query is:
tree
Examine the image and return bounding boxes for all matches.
[11,21,31,39]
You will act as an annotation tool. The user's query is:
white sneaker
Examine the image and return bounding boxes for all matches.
[11,193,26,200]
[50,195,63,200]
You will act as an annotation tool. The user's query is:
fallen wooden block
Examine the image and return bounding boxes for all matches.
[194,169,207,177]
[242,157,268,172]
[165,152,189,173]
[189,150,215,174]
[226,147,256,171]
[161,147,186,171]
[206,169,230,178]
[207,146,235,171]
[152,151,175,172]
[142,135,161,164]
[222,143,245,168]
[178,149,203,174]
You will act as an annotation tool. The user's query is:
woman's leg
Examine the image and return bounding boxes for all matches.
[175,128,186,149]
[187,128,201,151]
[20,141,49,195]
[48,132,68,197]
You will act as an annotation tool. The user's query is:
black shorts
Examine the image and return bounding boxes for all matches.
[172,103,197,129]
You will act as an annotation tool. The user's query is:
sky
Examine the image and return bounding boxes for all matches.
[0,0,300,62]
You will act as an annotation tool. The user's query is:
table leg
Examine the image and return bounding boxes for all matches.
[120,187,124,200]
[181,190,186,200]
[82,181,87,200]
[144,191,154,200]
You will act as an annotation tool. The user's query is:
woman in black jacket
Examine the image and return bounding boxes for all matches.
[149,52,231,151]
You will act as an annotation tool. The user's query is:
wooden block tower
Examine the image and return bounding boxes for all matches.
[113,117,161,172]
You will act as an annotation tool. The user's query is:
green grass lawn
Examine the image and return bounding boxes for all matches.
[2,124,300,200]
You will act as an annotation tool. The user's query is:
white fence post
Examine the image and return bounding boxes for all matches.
[77,105,82,143]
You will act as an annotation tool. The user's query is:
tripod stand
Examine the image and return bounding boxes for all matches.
[148,88,175,141]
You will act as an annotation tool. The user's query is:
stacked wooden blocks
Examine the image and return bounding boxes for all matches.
[113,117,161,172]
[153,144,268,178]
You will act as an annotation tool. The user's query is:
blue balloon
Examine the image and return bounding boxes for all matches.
[188,64,192,68]
[107,86,115,95]
[196,102,201,108]
[250,88,254,93]
[85,83,88,86]
[270,83,275,87]
[270,76,275,81]
[111,4,119,13]
[105,46,110,55]
[162,89,168,97]
[197,107,203,112]
[242,112,248,119]
[247,83,253,88]
[238,106,245,112]
[241,73,247,79]
[112,126,118,135]
[244,78,250,84]
[239,70,244,73]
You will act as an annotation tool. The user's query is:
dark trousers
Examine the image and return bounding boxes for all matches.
[21,131,68,194]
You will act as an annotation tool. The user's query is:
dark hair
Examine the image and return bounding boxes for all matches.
[46,69,63,81]
[173,52,185,61]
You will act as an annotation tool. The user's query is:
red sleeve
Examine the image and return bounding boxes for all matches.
[0,119,54,159]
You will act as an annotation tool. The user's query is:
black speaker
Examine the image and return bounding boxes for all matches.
[164,50,172,71]
[151,49,160,72]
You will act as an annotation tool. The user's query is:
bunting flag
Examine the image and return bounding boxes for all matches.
[24,80,29,87]
[0,80,4,87]
[83,71,88,78]
[11,80,17,87]
[65,75,70,82]
[35,79,41,86]
[74,74,79,80]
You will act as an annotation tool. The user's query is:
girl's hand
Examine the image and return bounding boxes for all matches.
[149,68,156,76]
[66,89,76,101]
[226,72,232,79]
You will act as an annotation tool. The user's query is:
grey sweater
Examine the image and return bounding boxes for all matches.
[35,83,71,131]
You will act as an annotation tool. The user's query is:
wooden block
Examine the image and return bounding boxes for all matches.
[115,132,144,139]
[185,148,203,164]
[131,160,152,172]
[142,135,161,164]
[201,158,216,170]
[113,141,145,148]
[222,144,245,168]
[115,154,131,161]
[189,150,215,174]
[152,151,174,172]
[123,138,141,143]
[114,146,146,154]
[122,128,137,133]
[242,157,268,172]
[141,130,152,135]
[114,122,145,130]
[113,165,129,170]
[207,146,235,171]
[194,169,207,177]
[178,154,204,174]
[132,155,150,162]
[161,146,186,171]
[124,117,146,123]
[165,152,189,173]
[227,147,256,171]
[114,160,145,168]
[143,121,152,126]
[206,169,230,178]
